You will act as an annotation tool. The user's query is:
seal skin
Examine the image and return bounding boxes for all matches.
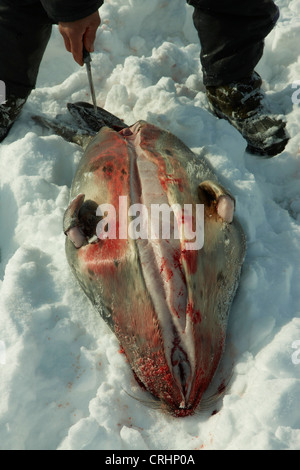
[61,109,246,417]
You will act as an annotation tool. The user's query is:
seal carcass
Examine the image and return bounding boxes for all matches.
[35,103,246,417]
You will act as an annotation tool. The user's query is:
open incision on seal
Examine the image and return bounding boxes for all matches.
[119,123,196,409]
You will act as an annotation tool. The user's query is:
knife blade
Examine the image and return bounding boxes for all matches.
[83,45,97,113]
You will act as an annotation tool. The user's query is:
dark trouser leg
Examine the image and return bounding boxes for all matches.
[186,0,288,156]
[187,0,279,86]
[0,0,53,99]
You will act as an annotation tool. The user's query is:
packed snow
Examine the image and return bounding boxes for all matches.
[0,0,300,450]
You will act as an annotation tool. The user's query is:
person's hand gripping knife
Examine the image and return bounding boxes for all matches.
[59,10,100,112]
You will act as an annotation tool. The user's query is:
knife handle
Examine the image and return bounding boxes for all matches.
[82,44,91,64]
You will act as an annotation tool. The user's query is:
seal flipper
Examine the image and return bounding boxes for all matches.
[198,180,235,223]
[63,194,87,248]
[64,193,101,248]
[67,102,129,132]
[32,114,95,148]
[32,102,129,146]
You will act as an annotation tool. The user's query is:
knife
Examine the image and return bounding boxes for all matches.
[82,45,97,113]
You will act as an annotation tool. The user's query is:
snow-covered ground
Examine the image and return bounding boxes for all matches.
[0,0,300,450]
